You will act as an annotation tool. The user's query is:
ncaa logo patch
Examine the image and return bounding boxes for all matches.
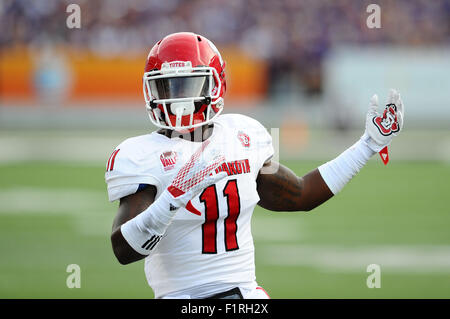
[372,103,400,136]
[237,131,250,148]
[160,151,178,171]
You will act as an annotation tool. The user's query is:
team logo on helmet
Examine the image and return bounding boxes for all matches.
[160,151,178,171]
[237,131,250,147]
[372,103,400,136]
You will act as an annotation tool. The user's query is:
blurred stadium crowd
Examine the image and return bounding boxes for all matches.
[1,0,449,96]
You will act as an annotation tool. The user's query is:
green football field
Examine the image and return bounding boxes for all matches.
[0,160,449,298]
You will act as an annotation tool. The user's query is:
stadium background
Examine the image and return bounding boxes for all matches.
[1,0,449,298]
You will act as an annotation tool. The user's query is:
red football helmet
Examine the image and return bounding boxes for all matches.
[143,32,226,131]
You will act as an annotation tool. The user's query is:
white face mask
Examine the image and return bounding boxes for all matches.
[143,63,223,130]
[170,101,196,127]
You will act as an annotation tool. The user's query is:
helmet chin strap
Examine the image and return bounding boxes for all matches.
[171,101,195,127]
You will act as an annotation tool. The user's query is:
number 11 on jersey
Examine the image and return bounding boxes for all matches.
[200,179,240,254]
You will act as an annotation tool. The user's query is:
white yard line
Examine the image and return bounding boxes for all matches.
[0,136,120,162]
[0,187,110,214]
[0,187,114,236]
[259,244,450,273]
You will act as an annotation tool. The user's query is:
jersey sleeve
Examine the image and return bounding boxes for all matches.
[104,140,163,202]
[235,114,274,172]
[218,113,275,173]
[252,119,274,170]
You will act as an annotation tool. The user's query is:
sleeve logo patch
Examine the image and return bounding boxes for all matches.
[160,151,178,171]
[237,131,251,147]
[372,103,400,136]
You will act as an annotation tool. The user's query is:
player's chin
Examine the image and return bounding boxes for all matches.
[175,127,195,134]
[169,117,207,134]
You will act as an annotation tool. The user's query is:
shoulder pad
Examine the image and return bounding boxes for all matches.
[104,135,163,202]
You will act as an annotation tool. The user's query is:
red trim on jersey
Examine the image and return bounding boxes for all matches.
[186,200,201,216]
[106,154,112,171]
[107,149,120,172]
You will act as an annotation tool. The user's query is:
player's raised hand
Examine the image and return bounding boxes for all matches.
[166,140,227,208]
[361,89,404,153]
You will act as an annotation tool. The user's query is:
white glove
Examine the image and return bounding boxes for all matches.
[120,139,228,252]
[361,89,404,153]
[165,139,227,209]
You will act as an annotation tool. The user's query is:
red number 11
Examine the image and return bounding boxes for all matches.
[200,179,240,254]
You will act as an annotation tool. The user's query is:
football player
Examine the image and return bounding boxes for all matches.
[106,32,404,299]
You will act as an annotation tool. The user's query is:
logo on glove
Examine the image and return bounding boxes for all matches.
[372,103,400,136]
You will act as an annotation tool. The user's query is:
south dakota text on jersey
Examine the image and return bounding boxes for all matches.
[215,159,251,176]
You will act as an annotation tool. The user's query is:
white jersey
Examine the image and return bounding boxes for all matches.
[105,114,274,298]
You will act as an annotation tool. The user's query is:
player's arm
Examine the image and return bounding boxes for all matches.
[257,89,404,212]
[111,186,157,265]
[110,140,227,265]
[257,163,333,211]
